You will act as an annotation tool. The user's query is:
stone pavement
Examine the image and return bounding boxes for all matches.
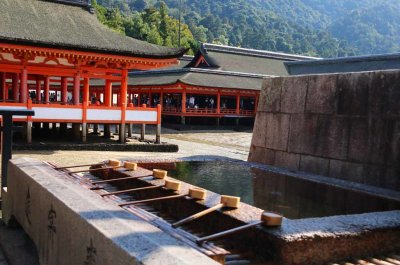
[12,129,252,166]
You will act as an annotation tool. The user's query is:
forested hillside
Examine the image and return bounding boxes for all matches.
[94,0,400,57]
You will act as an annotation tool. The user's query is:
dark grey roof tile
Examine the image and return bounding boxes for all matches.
[0,0,185,58]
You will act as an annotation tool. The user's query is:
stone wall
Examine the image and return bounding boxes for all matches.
[248,70,400,191]
[3,158,217,265]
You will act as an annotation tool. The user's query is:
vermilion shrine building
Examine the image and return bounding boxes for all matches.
[0,0,184,143]
[92,44,317,126]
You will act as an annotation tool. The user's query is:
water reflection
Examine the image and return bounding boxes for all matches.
[169,161,400,219]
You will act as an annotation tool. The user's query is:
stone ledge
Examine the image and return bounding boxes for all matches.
[12,143,179,152]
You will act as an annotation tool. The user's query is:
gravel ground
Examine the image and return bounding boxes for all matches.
[11,129,252,167]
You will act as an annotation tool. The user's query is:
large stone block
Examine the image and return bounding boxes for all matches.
[288,114,318,155]
[258,77,283,113]
[315,116,350,160]
[384,167,400,191]
[337,72,371,116]
[306,74,337,114]
[252,112,267,147]
[281,76,308,114]
[265,113,290,151]
[388,120,400,166]
[248,145,263,164]
[348,118,369,163]
[369,71,400,117]
[363,164,386,188]
[248,146,276,165]
[299,155,330,176]
[328,159,364,183]
[275,151,300,171]
[264,148,277,165]
[367,119,393,165]
[350,118,397,166]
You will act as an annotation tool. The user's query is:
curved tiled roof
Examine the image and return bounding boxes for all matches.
[127,68,269,90]
[285,53,400,75]
[90,68,269,91]
[185,43,319,76]
[0,0,185,58]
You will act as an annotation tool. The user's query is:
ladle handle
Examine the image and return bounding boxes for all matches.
[69,166,121,174]
[172,203,224,228]
[55,163,104,170]
[101,185,161,197]
[91,174,152,185]
[118,194,186,207]
[196,220,263,244]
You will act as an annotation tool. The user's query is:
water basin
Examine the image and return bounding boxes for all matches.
[169,161,400,219]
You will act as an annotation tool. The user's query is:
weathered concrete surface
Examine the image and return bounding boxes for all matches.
[249,70,400,191]
[249,164,400,265]
[269,211,400,265]
[3,157,218,265]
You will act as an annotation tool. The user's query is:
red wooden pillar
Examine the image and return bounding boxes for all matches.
[20,68,28,103]
[96,90,101,102]
[254,94,259,112]
[73,73,80,105]
[121,70,128,105]
[35,77,41,102]
[61,77,68,103]
[44,76,50,103]
[83,78,90,104]
[181,89,186,113]
[12,73,19,102]
[120,69,128,143]
[149,92,153,107]
[160,90,164,111]
[0,72,6,101]
[137,93,141,106]
[217,90,221,114]
[104,80,112,107]
[236,94,240,114]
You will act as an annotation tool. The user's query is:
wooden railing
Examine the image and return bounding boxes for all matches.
[0,100,161,125]
[162,107,255,116]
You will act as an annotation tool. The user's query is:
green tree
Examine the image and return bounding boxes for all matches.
[130,0,147,11]
[147,25,163,45]
[159,1,169,45]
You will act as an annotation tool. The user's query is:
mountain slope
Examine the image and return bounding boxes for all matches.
[95,0,400,57]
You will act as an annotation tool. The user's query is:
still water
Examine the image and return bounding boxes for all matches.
[169,161,400,219]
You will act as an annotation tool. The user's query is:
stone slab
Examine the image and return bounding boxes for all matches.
[370,71,400,117]
[251,112,267,147]
[315,116,350,160]
[281,76,307,114]
[337,72,370,116]
[4,158,218,265]
[274,151,300,171]
[258,77,283,113]
[288,114,318,155]
[306,74,337,114]
[265,113,290,151]
[348,118,369,163]
[328,159,364,183]
[299,155,330,176]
